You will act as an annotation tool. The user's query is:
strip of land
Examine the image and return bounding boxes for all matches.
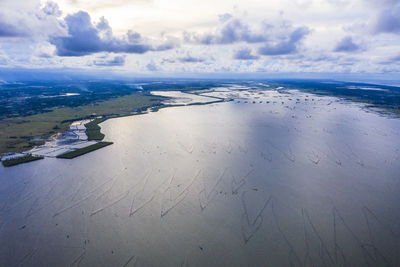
[56,142,113,159]
[1,154,44,167]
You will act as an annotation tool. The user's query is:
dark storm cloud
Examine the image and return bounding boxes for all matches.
[93,55,125,66]
[50,11,176,56]
[334,36,360,52]
[258,26,310,56]
[233,47,259,60]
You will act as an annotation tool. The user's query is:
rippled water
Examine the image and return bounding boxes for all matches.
[1,88,400,266]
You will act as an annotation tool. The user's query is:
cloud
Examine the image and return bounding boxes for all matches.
[184,18,267,45]
[161,58,176,64]
[0,0,398,74]
[373,4,400,34]
[50,11,176,56]
[258,26,310,56]
[183,16,311,57]
[146,62,159,71]
[178,55,205,63]
[392,55,400,61]
[184,16,311,59]
[218,13,233,23]
[0,21,26,37]
[93,55,126,66]
[334,36,360,52]
[0,56,9,65]
[177,52,206,63]
[62,0,153,12]
[380,54,400,64]
[326,0,350,7]
[234,47,259,60]
[42,1,62,16]
[366,0,399,7]
[37,52,53,58]
[0,1,66,39]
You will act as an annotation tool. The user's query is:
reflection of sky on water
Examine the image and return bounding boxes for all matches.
[1,88,400,266]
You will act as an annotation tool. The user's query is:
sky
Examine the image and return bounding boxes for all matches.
[0,0,399,77]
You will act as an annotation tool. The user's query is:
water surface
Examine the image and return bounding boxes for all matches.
[1,87,400,266]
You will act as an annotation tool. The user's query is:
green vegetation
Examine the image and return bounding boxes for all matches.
[0,81,143,119]
[0,80,217,119]
[57,142,113,159]
[85,118,107,141]
[1,154,44,167]
[0,93,165,154]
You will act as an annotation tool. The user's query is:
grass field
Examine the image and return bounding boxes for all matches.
[56,142,113,159]
[0,93,165,154]
[1,154,44,167]
[85,118,107,141]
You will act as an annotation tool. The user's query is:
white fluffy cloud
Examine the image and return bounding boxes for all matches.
[0,0,399,74]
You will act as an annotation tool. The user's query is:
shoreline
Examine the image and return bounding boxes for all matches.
[1,91,230,167]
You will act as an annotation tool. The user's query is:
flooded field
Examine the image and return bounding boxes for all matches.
[1,86,400,266]
[151,91,221,105]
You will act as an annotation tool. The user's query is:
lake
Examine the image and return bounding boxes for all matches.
[1,86,400,266]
